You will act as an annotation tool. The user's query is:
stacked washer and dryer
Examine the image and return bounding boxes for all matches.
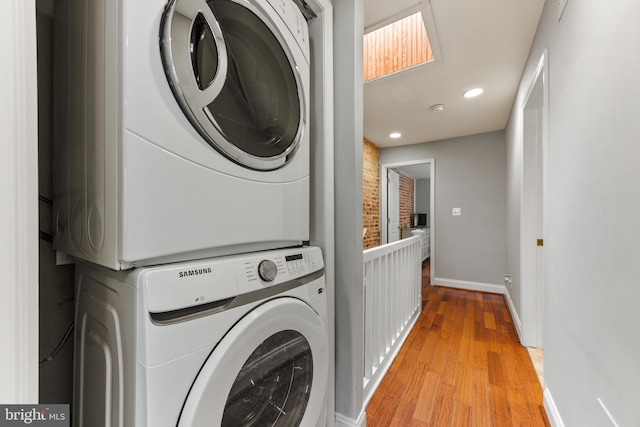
[53,0,328,425]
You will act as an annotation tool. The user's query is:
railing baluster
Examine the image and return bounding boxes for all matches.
[362,236,423,406]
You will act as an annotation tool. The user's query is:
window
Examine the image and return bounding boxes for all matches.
[363,12,434,82]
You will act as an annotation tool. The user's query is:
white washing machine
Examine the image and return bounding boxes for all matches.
[73,246,328,426]
[53,0,312,270]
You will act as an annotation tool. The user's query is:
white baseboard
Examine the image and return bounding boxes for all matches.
[544,387,565,427]
[503,289,523,341]
[433,277,505,294]
[334,410,366,427]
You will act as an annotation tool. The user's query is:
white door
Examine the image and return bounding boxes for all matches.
[387,169,400,242]
[178,298,328,426]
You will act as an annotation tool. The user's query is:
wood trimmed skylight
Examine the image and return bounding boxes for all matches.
[363,12,434,82]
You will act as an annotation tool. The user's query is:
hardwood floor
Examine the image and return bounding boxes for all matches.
[366,260,550,427]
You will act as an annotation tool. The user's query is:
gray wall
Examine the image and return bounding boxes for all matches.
[506,1,640,425]
[415,178,430,220]
[380,131,506,286]
[333,0,365,423]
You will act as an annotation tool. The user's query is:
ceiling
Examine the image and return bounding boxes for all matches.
[363,0,545,148]
[392,163,431,180]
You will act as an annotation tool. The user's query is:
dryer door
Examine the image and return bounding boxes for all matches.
[178,298,328,426]
[160,0,305,171]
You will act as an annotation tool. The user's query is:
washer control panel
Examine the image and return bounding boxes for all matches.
[258,259,278,282]
[143,246,324,313]
[284,253,309,275]
[235,247,323,294]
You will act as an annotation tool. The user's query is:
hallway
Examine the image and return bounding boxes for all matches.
[366,261,550,426]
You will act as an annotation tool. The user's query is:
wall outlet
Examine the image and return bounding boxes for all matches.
[504,274,513,290]
[452,208,461,216]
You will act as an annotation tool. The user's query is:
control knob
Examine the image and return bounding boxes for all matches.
[258,259,278,282]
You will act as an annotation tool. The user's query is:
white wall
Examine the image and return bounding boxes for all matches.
[380,131,506,289]
[506,1,640,425]
[0,0,39,403]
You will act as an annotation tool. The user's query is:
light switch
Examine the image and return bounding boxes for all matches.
[452,208,461,216]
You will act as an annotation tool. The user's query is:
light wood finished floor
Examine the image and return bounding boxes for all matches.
[366,261,550,427]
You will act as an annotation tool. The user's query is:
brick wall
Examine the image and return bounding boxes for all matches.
[363,139,380,249]
[395,169,415,231]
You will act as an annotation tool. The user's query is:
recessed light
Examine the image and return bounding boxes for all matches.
[463,88,484,98]
[430,104,445,112]
[390,132,402,139]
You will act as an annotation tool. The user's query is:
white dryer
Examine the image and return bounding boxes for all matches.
[53,0,311,270]
[74,246,328,426]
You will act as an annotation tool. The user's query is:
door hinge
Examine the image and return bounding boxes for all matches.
[537,239,544,246]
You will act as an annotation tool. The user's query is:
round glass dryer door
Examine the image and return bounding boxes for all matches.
[160,0,305,171]
[177,298,328,426]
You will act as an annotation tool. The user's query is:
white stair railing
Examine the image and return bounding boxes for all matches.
[362,234,422,406]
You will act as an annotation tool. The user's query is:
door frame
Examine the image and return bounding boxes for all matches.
[386,168,400,242]
[520,50,548,348]
[0,0,39,402]
[380,159,435,282]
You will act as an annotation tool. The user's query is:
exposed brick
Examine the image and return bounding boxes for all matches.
[395,170,415,230]
[363,139,380,249]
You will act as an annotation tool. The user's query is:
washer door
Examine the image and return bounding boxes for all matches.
[178,298,328,426]
[160,0,305,171]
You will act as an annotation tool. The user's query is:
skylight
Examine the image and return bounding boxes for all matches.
[363,12,434,82]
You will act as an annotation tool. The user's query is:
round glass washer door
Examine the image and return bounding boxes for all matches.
[177,298,328,426]
[160,0,306,171]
